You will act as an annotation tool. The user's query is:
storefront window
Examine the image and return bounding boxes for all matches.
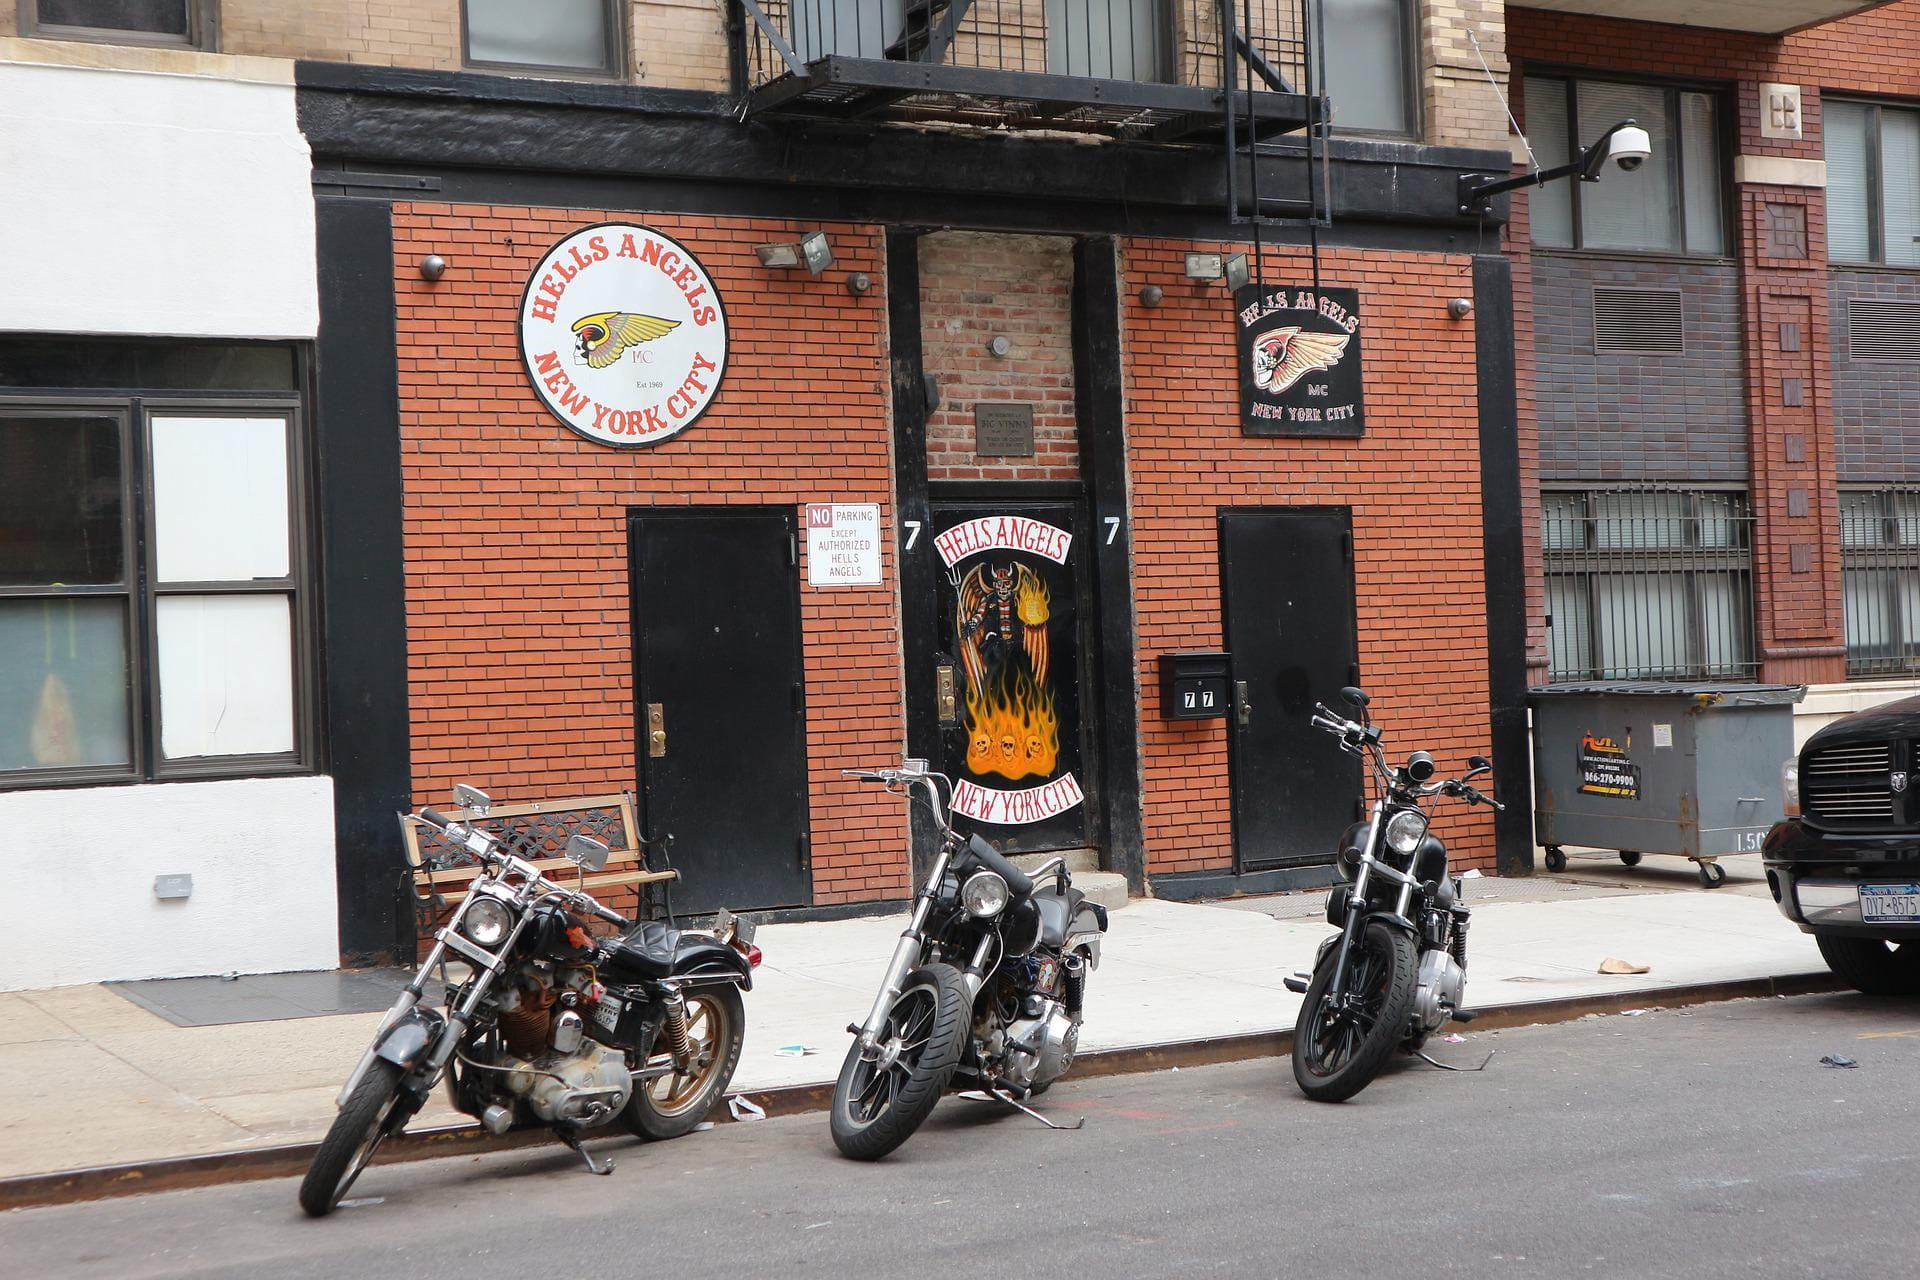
[0,347,311,789]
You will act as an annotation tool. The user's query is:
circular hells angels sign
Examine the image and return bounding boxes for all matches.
[518,223,728,447]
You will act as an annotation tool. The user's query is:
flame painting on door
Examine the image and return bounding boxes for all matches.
[933,507,1087,845]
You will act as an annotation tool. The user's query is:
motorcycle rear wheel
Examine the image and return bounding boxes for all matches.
[623,984,745,1140]
[829,963,969,1160]
[299,1060,405,1218]
[1292,920,1418,1103]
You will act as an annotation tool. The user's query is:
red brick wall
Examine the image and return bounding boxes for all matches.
[920,231,1081,483]
[1120,240,1500,876]
[389,204,910,905]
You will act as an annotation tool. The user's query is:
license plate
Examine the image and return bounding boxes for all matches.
[592,994,623,1031]
[1859,884,1920,923]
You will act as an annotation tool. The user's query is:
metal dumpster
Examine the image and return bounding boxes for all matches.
[1529,682,1806,887]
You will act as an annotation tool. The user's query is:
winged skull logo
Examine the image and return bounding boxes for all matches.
[1250,327,1352,395]
[571,311,681,369]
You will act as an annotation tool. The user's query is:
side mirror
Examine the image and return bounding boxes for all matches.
[1340,686,1370,709]
[1465,755,1493,780]
[565,833,610,873]
[453,784,492,817]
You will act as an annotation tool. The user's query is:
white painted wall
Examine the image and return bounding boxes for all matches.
[1793,679,1920,751]
[0,55,317,339]
[0,776,339,991]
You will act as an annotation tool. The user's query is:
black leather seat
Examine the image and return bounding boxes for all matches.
[1033,886,1086,948]
[601,921,679,979]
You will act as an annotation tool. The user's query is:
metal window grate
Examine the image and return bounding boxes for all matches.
[1846,299,1920,362]
[1841,487,1920,675]
[1543,485,1757,682]
[1593,288,1685,354]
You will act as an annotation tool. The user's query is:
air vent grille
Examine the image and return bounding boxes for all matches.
[1847,299,1920,362]
[1593,287,1684,355]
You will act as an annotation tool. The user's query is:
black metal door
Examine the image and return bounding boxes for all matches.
[1222,507,1361,871]
[630,509,810,912]
[927,500,1093,854]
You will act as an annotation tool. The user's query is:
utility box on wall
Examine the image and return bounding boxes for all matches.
[1159,651,1231,720]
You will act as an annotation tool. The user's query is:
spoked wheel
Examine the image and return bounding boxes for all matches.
[830,963,970,1160]
[299,1060,406,1218]
[623,984,745,1140]
[1291,920,1418,1103]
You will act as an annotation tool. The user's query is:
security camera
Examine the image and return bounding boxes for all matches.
[1609,125,1652,173]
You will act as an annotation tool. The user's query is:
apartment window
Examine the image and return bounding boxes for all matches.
[1544,487,1756,681]
[1524,76,1726,256]
[463,0,622,77]
[1842,488,1920,675]
[1323,0,1417,135]
[20,0,211,47]
[1047,0,1172,83]
[0,342,311,790]
[1826,100,1920,267]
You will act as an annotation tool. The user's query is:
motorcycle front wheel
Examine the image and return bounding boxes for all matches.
[623,984,746,1140]
[1291,919,1418,1103]
[829,963,969,1160]
[299,1060,406,1217]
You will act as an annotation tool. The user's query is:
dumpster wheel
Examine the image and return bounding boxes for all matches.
[1697,859,1727,889]
[1619,850,1642,867]
[1544,846,1567,873]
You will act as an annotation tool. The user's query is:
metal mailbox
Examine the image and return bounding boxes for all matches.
[1529,681,1806,887]
[1159,651,1231,720]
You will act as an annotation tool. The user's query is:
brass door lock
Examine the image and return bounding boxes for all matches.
[647,703,667,758]
[936,664,957,722]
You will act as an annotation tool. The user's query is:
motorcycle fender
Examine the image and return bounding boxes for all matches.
[668,936,754,992]
[373,1006,447,1072]
[1363,908,1418,935]
[1064,931,1103,968]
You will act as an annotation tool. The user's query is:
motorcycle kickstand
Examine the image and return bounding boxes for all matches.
[982,1083,1086,1131]
[1413,1047,1496,1073]
[555,1128,615,1175]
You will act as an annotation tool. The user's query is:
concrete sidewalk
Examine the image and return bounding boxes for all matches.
[0,852,1824,1183]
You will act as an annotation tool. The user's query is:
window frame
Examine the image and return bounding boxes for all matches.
[1840,485,1920,677]
[459,0,626,80]
[1320,0,1424,141]
[1523,70,1732,260]
[16,0,216,50]
[1825,97,1920,269]
[0,385,316,793]
[1542,485,1758,682]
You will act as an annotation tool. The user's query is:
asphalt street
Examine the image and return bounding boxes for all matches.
[5,992,1918,1280]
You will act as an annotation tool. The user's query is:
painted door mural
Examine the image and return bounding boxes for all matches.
[930,501,1089,853]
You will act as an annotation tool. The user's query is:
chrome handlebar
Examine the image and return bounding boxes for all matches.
[1309,703,1505,812]
[415,809,630,927]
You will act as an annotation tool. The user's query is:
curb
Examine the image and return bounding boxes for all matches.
[0,969,1841,1213]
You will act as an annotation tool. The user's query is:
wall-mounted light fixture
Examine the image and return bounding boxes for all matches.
[1138,284,1164,308]
[756,230,834,276]
[987,335,1011,359]
[845,271,872,296]
[419,254,448,282]
[1447,297,1473,320]
[1184,252,1250,291]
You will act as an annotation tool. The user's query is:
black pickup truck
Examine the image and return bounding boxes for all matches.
[1765,695,1920,995]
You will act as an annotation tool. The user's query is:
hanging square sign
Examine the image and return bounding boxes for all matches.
[1236,284,1364,438]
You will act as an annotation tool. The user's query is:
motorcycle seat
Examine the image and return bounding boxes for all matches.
[600,920,680,979]
[1033,886,1087,948]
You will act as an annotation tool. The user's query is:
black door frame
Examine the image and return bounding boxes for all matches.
[1220,504,1362,882]
[628,503,813,910]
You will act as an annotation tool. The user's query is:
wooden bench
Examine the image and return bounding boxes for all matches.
[401,792,678,946]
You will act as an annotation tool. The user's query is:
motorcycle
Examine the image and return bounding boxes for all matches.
[830,757,1109,1159]
[1284,687,1505,1102]
[300,785,760,1217]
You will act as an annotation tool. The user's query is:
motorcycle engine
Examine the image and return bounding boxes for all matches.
[499,1012,634,1126]
[1412,948,1466,1033]
[1001,996,1079,1091]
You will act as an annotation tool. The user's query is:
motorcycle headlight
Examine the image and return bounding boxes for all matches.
[461,895,515,948]
[1385,809,1429,856]
[961,869,1010,919]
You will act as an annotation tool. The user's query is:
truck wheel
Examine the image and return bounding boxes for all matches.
[1816,935,1920,996]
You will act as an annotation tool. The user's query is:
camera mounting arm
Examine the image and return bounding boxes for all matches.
[1457,119,1646,216]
